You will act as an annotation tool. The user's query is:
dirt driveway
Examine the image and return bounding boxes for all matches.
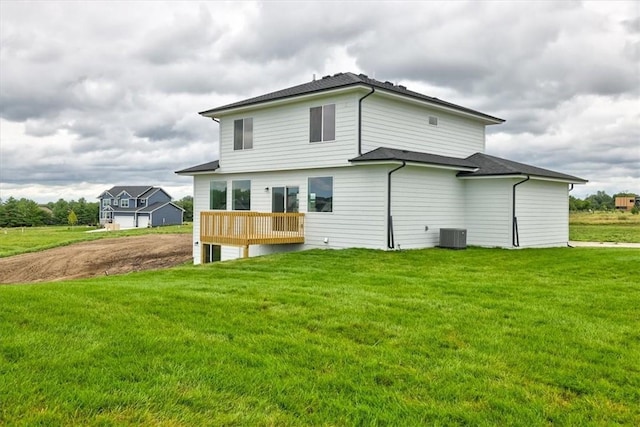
[0,234,192,285]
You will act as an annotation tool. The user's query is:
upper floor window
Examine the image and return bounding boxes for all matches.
[102,199,110,207]
[310,104,335,142]
[428,116,438,126]
[234,118,253,150]
[210,181,227,210]
[232,180,251,210]
[120,199,129,208]
[308,176,333,212]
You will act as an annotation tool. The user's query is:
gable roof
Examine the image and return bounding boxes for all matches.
[459,153,587,183]
[350,147,477,170]
[137,201,184,213]
[175,160,220,175]
[199,72,504,123]
[99,186,153,199]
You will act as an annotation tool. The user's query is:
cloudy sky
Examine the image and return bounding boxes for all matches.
[1,1,638,203]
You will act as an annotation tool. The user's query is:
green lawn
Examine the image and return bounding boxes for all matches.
[0,224,192,257]
[570,211,640,243]
[1,247,639,425]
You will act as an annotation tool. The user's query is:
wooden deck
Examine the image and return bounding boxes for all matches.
[200,211,305,257]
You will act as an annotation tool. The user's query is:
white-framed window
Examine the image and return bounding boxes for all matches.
[310,104,335,142]
[102,199,110,207]
[232,180,251,210]
[308,176,333,212]
[234,118,253,150]
[120,199,129,208]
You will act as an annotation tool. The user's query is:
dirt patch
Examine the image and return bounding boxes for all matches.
[0,234,192,285]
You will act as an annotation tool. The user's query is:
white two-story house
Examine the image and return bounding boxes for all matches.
[177,72,586,263]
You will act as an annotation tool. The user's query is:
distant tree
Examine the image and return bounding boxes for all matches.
[69,198,98,226]
[49,199,70,225]
[176,195,193,222]
[585,191,614,211]
[0,197,18,227]
[68,210,78,227]
[569,195,592,211]
[0,196,100,227]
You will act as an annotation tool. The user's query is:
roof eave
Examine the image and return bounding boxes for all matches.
[175,168,219,176]
[199,81,503,123]
[199,84,368,118]
[350,159,478,172]
[457,173,588,184]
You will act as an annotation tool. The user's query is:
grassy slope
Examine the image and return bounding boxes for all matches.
[0,224,192,257]
[570,212,640,243]
[1,247,639,425]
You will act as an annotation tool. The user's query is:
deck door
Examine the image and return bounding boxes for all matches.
[272,186,299,231]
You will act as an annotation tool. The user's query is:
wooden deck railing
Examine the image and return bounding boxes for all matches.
[200,211,305,256]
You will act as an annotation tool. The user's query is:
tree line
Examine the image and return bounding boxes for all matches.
[570,191,638,213]
[0,196,194,228]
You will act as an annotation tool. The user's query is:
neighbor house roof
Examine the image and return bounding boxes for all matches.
[458,153,588,183]
[112,202,184,214]
[199,72,504,123]
[349,147,478,170]
[99,186,153,199]
[175,160,220,175]
[138,202,184,213]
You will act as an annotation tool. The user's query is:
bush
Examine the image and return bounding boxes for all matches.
[631,206,639,215]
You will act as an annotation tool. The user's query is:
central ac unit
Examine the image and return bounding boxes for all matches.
[439,228,467,249]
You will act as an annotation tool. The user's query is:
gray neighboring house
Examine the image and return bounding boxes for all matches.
[98,186,184,228]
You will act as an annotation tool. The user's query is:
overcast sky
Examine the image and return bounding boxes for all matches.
[1,1,638,203]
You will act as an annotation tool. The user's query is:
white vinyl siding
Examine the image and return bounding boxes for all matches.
[361,95,486,158]
[463,179,512,247]
[192,175,209,264]
[515,180,569,247]
[217,93,358,173]
[191,166,388,264]
[390,166,467,249]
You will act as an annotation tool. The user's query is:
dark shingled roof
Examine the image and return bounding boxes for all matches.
[175,160,220,175]
[459,153,587,182]
[199,72,504,123]
[137,201,184,213]
[100,186,153,198]
[350,147,477,169]
[175,152,586,183]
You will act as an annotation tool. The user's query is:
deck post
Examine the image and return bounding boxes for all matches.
[243,245,249,258]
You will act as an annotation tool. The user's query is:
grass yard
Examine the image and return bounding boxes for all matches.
[0,224,192,257]
[570,211,640,243]
[1,247,639,425]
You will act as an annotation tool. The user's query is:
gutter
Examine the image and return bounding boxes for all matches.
[512,176,530,247]
[358,87,375,155]
[387,161,406,249]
